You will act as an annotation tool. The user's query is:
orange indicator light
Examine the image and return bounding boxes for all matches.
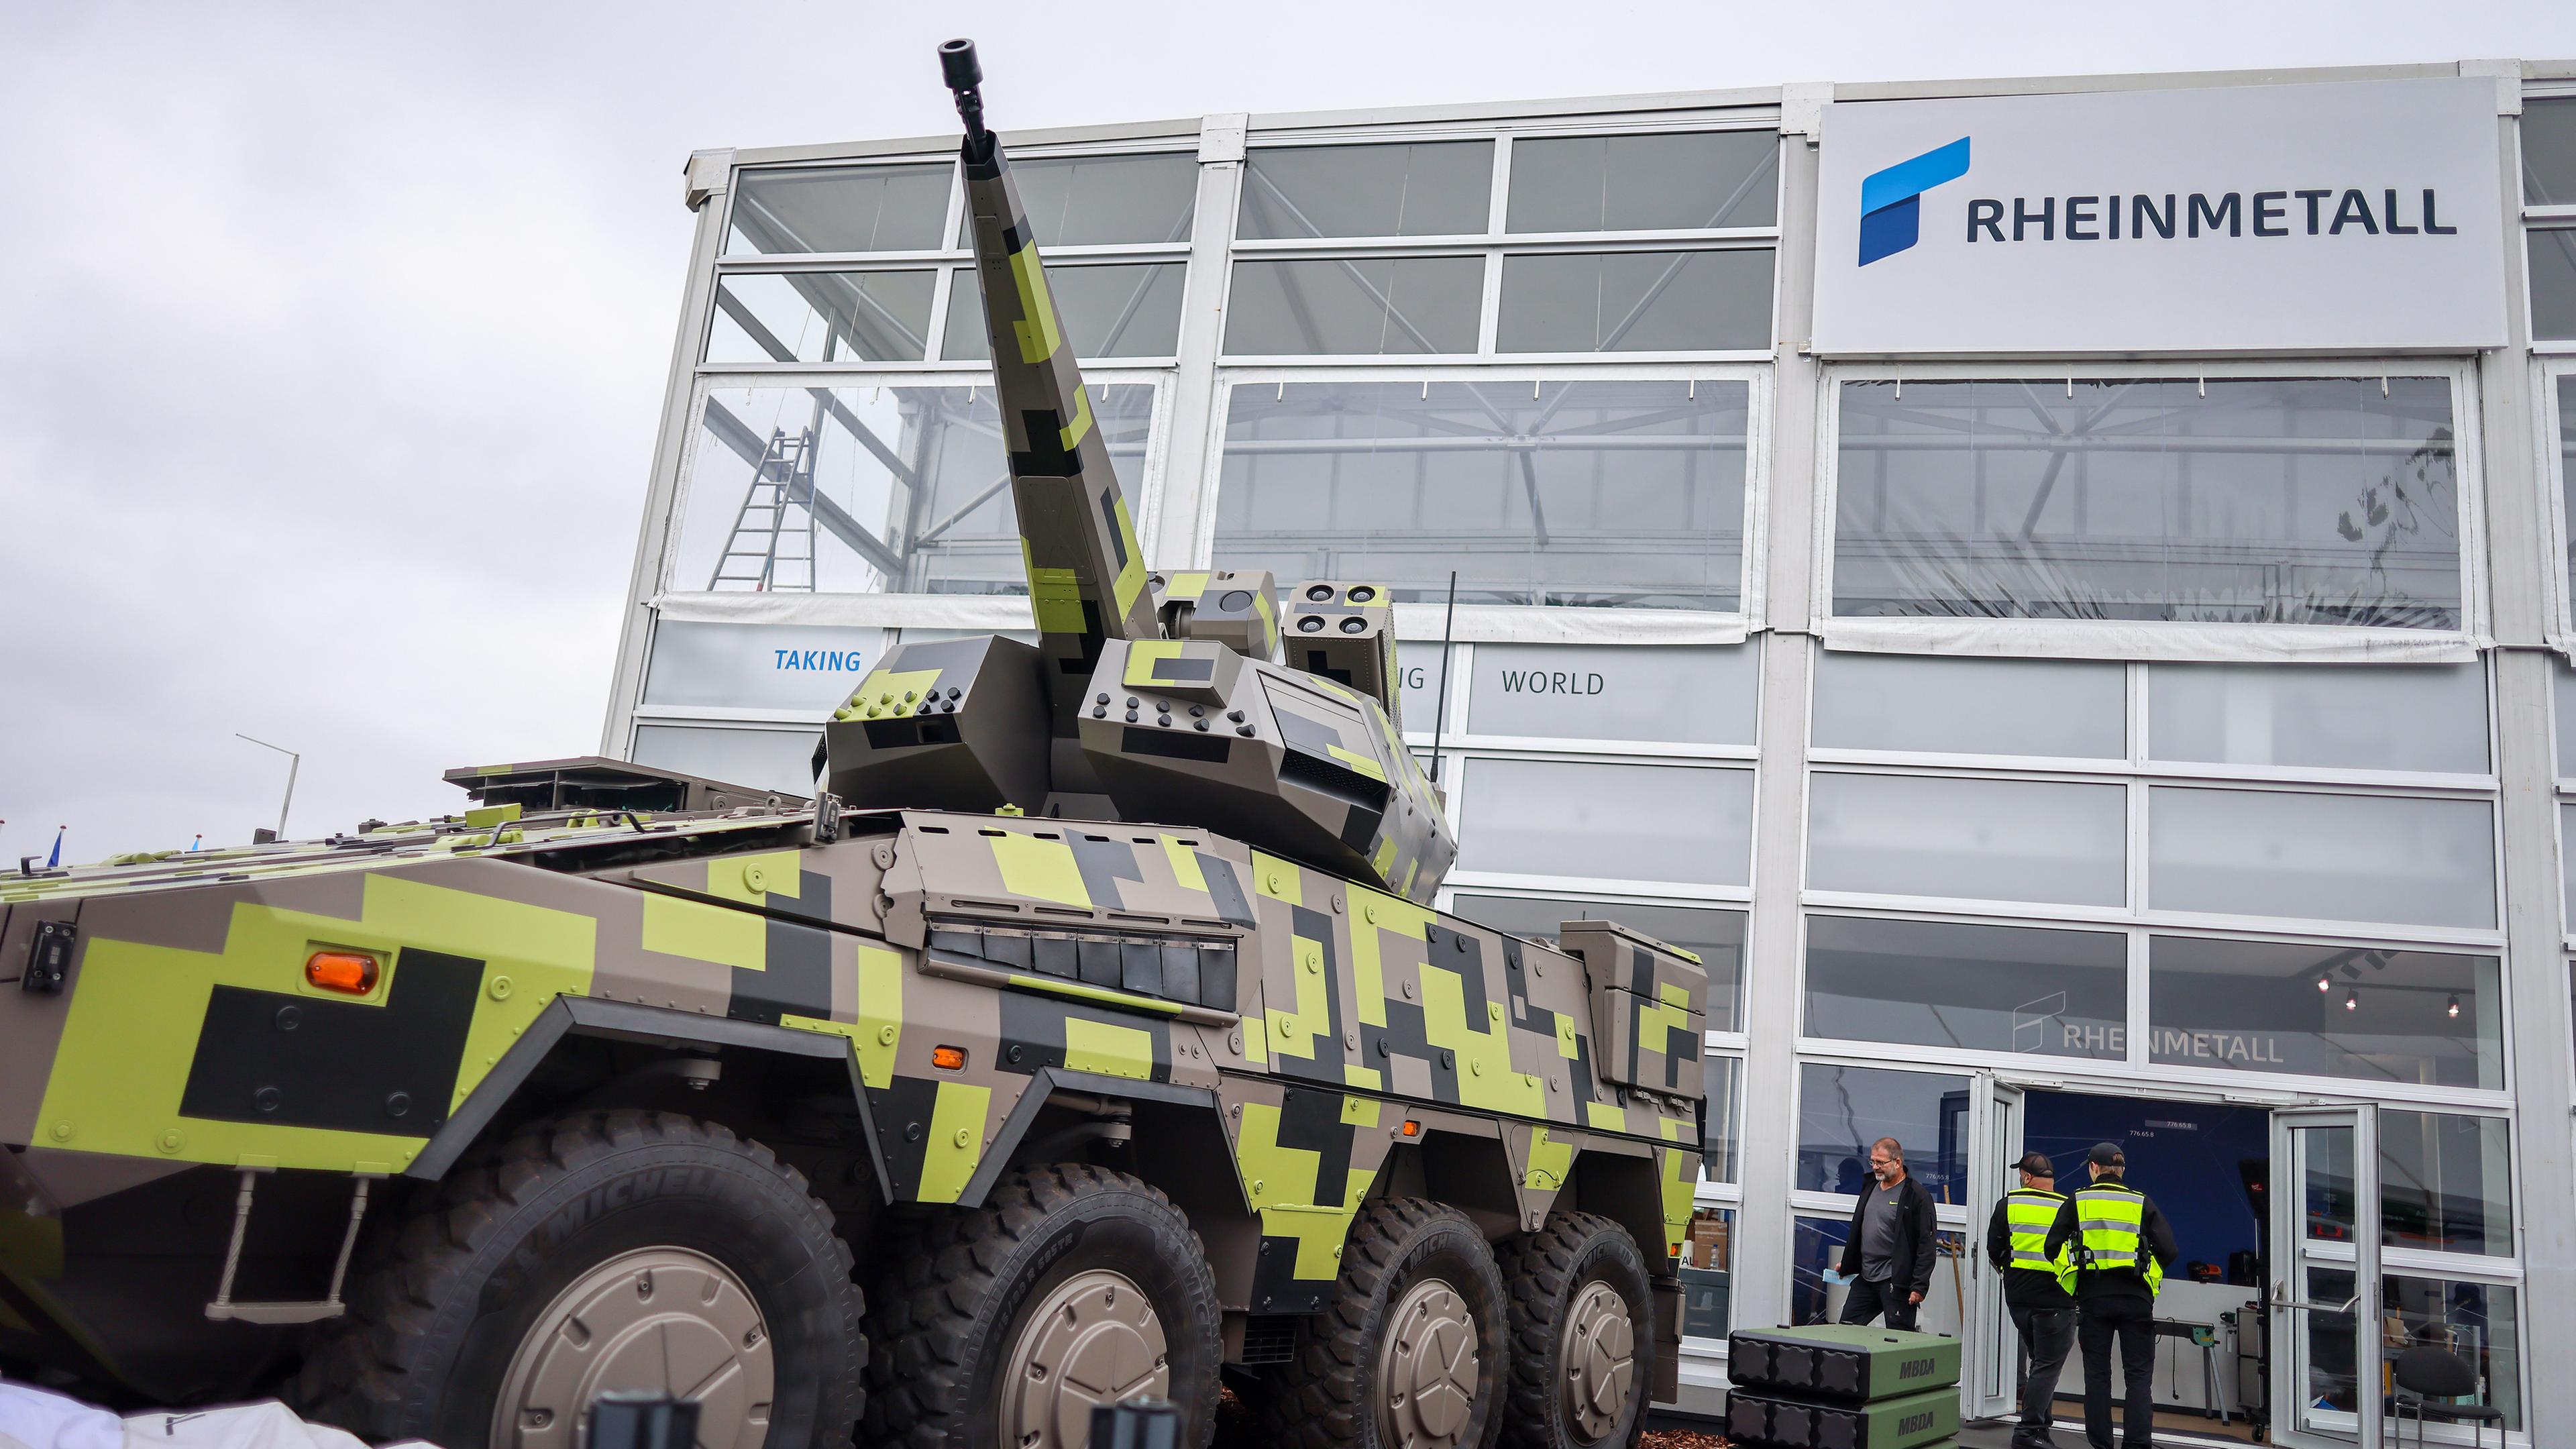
[305,951,378,995]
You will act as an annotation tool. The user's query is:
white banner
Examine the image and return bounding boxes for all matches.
[1812,77,2507,355]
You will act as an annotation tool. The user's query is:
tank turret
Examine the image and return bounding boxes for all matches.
[817,40,1454,900]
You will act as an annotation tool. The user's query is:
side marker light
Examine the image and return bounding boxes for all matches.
[306,951,379,995]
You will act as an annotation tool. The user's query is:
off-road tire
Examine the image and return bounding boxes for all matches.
[1267,1197,1509,1449]
[293,1110,863,1449]
[1496,1213,1654,1449]
[864,1162,1224,1449]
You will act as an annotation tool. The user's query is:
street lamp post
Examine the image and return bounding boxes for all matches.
[235,733,301,839]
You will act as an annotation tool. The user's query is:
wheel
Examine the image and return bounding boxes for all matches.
[1495,1213,1654,1449]
[294,1110,863,1449]
[1267,1197,1509,1449]
[865,1163,1223,1449]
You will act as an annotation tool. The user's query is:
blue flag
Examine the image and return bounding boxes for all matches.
[47,826,64,868]
[189,834,203,852]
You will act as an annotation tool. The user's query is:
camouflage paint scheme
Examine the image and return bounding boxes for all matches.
[0,788,1705,1391]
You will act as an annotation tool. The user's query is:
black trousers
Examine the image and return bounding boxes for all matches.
[2078,1295,2155,1449]
[2010,1300,2077,1434]
[1837,1275,1920,1332]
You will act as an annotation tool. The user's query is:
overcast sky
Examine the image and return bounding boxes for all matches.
[3,1,2571,862]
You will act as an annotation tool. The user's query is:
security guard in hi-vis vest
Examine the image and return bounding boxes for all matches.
[1984,1151,2076,1448]
[2044,1142,2180,1449]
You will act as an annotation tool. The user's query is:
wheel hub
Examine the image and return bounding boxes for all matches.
[1000,1267,1170,1449]
[1374,1277,1480,1449]
[1559,1279,1635,1443]
[490,1246,773,1449]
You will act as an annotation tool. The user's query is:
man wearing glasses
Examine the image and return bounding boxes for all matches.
[1835,1136,1937,1331]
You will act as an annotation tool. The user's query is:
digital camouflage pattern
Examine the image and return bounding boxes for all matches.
[0,776,1705,1389]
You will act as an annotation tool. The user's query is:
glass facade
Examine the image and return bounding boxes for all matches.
[613,67,2571,1428]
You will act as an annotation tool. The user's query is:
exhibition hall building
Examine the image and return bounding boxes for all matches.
[598,56,2576,1442]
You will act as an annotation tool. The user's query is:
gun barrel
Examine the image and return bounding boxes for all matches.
[938,39,986,142]
[938,40,1161,761]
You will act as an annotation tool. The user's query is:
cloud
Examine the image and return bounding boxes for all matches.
[2,0,2568,859]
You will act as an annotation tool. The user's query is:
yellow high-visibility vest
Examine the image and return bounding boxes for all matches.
[2004,1187,2068,1276]
[2057,1182,2163,1297]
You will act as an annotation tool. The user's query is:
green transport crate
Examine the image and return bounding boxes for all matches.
[1727,1324,1961,1400]
[1721,1385,1959,1449]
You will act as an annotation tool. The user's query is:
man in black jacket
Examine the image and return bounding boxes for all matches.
[1836,1136,1937,1331]
[1986,1152,2076,1448]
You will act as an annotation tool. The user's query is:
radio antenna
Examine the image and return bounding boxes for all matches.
[1430,570,1458,783]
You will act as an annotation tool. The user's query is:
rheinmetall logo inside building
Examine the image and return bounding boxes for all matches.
[1857,137,1970,264]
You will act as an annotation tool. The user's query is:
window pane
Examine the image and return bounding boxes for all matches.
[1812,652,2123,758]
[2149,662,2487,775]
[1214,380,1748,610]
[2561,802,2576,929]
[1467,644,1757,745]
[1795,1063,1968,1197]
[954,151,1196,247]
[727,163,949,254]
[1680,1206,1733,1339]
[2536,229,2576,342]
[629,724,818,796]
[2526,97,2576,206]
[641,621,877,712]
[942,262,1185,360]
[1833,377,2463,629]
[2557,662,2576,780]
[2383,1277,2522,1430]
[1399,641,1453,733]
[1221,257,1483,354]
[2563,378,2576,612]
[1790,1215,1850,1329]
[1803,914,2127,1059]
[706,271,934,363]
[1446,894,1746,1031]
[1703,1055,1742,1182]
[2147,936,2502,1089]
[1238,142,1493,239]
[1507,131,1778,232]
[1806,772,2127,906]
[1495,250,1773,352]
[1454,759,1752,886]
[2379,1111,2511,1257]
[676,383,1152,596]
[2149,787,2495,929]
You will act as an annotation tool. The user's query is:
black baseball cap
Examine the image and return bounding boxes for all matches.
[2015,1152,2055,1177]
[2088,1142,2126,1167]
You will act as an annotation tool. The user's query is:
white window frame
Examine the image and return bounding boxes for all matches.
[1223,121,1784,366]
[2536,359,2576,646]
[1810,358,2493,662]
[1440,749,1761,904]
[714,146,1203,371]
[656,368,1175,610]
[1191,364,1774,641]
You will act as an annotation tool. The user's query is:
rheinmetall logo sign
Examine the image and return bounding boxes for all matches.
[1811,76,2506,353]
[1858,137,1970,265]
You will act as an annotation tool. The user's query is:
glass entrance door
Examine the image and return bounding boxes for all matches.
[2267,1106,2381,1448]
[1965,1074,2026,1422]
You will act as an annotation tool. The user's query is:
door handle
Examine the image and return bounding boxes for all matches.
[2266,1281,2358,1315]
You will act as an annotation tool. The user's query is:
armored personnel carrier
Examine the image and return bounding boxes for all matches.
[0,42,1711,1449]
